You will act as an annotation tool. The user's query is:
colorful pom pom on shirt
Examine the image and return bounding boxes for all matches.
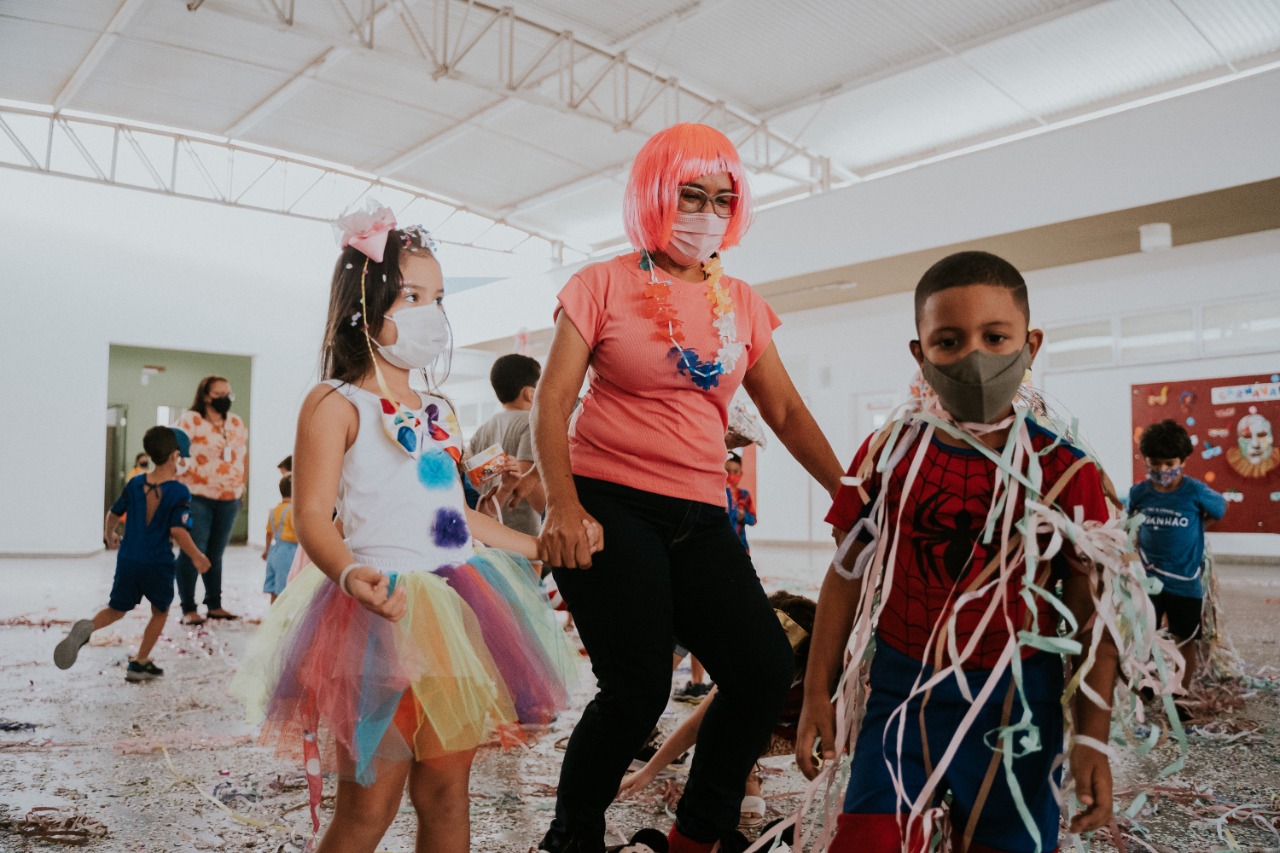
[431,507,470,548]
[418,449,457,489]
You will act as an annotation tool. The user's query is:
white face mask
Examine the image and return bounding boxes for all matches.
[665,212,728,265]
[377,304,450,370]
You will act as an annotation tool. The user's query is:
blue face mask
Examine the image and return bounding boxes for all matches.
[1147,466,1181,487]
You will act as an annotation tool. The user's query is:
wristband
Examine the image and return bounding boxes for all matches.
[337,563,362,597]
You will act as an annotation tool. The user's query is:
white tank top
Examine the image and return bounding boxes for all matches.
[323,380,473,573]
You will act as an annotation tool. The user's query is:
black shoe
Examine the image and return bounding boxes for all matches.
[125,660,164,682]
[53,619,94,670]
[673,681,712,704]
[606,829,668,853]
[630,728,688,771]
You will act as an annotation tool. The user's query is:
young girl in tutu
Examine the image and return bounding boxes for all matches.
[232,204,582,853]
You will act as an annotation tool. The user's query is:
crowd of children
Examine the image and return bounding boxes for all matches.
[52,122,1228,853]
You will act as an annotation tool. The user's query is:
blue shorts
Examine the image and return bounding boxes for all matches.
[842,642,1064,853]
[108,558,176,613]
[263,540,298,596]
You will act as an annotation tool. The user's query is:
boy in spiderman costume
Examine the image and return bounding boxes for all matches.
[796,252,1118,853]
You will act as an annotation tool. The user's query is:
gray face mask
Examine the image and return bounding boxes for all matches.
[919,345,1031,425]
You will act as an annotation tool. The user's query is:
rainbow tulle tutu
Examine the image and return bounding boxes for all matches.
[230,548,577,785]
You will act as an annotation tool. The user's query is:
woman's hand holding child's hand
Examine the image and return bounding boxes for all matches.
[194,553,212,574]
[538,503,604,569]
[346,566,407,622]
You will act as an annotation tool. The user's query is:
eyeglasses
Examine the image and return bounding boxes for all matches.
[677,185,738,218]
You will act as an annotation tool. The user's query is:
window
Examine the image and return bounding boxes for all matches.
[1043,320,1113,369]
[1202,297,1280,355]
[1118,310,1194,363]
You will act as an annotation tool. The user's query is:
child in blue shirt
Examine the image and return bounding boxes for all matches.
[1128,419,1227,704]
[54,426,210,682]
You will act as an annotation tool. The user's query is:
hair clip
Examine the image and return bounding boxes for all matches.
[349,311,362,327]
[400,225,439,254]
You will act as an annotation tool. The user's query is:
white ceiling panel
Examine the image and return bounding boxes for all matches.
[245,82,457,172]
[513,0,694,44]
[317,52,500,122]
[772,56,1033,173]
[0,0,121,30]
[478,101,644,175]
[1174,0,1280,64]
[0,17,100,105]
[124,0,321,73]
[892,0,1086,48]
[962,0,1223,120]
[629,0,938,114]
[71,39,292,133]
[394,126,587,210]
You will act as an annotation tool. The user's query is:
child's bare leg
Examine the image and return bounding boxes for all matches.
[135,607,167,662]
[1181,638,1200,693]
[745,765,762,798]
[690,655,705,685]
[409,748,475,853]
[317,761,411,853]
[92,608,126,631]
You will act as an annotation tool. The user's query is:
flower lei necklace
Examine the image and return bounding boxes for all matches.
[640,251,745,390]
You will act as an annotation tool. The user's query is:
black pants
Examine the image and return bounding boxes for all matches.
[175,495,239,614]
[542,477,794,851]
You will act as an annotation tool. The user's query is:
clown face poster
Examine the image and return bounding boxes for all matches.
[1131,372,1280,533]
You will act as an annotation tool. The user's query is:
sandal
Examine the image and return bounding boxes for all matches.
[738,794,766,830]
[206,610,240,620]
[181,613,206,626]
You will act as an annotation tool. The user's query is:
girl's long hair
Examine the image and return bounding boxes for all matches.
[320,231,447,387]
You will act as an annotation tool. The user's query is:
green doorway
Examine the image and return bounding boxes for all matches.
[106,345,253,543]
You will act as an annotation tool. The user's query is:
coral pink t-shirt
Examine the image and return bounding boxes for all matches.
[556,253,780,505]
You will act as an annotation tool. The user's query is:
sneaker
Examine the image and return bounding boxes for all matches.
[674,681,712,703]
[125,660,164,682]
[53,619,94,670]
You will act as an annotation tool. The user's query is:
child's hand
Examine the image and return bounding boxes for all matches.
[795,694,837,780]
[1068,742,1114,833]
[346,566,407,622]
[582,518,604,553]
[194,553,212,574]
[616,767,657,800]
[261,548,270,560]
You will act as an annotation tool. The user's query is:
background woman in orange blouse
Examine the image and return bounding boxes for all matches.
[175,375,248,624]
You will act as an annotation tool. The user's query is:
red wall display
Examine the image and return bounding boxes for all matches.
[1130,372,1280,533]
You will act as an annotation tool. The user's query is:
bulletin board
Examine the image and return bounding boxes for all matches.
[1130,372,1280,533]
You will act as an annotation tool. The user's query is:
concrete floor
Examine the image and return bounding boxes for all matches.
[0,544,1276,851]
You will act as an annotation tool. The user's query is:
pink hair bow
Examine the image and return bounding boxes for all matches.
[334,200,397,263]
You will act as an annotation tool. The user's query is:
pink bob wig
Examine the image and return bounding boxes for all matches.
[623,123,754,254]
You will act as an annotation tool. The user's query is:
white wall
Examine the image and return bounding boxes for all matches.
[754,229,1280,558]
[0,170,334,554]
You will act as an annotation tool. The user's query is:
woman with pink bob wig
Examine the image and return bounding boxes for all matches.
[531,123,844,853]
